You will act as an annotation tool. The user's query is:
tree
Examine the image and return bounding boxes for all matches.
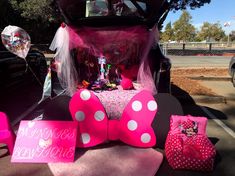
[8,0,211,28]
[9,0,59,23]
[158,0,211,29]
[5,0,212,43]
[8,0,60,43]
[173,11,196,42]
[161,22,174,42]
[229,31,235,42]
[0,0,23,29]
[197,22,226,41]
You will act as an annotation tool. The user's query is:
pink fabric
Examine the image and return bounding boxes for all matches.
[118,64,139,90]
[48,145,163,176]
[50,25,158,95]
[137,26,158,94]
[165,115,216,171]
[69,26,149,63]
[0,112,16,155]
[69,89,158,148]
[94,90,140,119]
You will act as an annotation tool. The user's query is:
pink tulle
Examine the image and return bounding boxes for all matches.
[50,25,158,95]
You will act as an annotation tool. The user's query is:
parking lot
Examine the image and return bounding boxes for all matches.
[170,55,235,176]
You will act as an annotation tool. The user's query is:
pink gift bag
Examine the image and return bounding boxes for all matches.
[165,115,216,171]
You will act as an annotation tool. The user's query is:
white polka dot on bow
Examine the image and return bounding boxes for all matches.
[147,100,158,111]
[94,111,105,121]
[75,111,85,121]
[132,101,142,112]
[141,133,151,143]
[80,133,90,144]
[127,120,138,131]
[80,90,91,101]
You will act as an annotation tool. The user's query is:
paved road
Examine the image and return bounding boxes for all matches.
[177,99,235,176]
[170,55,232,68]
[194,79,235,176]
[200,80,235,99]
[199,101,235,176]
[168,56,235,176]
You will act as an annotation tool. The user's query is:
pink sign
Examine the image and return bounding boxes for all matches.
[11,121,77,163]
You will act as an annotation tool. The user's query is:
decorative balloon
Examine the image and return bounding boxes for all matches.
[1,25,31,59]
[1,25,44,87]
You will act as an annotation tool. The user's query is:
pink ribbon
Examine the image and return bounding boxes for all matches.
[69,89,157,148]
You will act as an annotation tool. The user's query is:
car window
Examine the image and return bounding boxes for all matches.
[85,0,146,17]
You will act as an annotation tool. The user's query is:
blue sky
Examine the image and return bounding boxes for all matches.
[163,0,235,34]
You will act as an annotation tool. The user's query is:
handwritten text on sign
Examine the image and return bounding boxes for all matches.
[11,121,77,163]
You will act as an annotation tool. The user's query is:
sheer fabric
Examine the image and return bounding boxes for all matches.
[50,25,158,96]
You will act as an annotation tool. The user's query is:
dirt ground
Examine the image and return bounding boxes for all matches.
[171,68,229,96]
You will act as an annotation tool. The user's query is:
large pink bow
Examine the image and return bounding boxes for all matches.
[69,89,157,148]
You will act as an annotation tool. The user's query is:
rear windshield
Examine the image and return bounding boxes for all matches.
[81,0,146,17]
[85,0,147,18]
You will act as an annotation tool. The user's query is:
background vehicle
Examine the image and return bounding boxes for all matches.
[0,40,48,121]
[229,56,235,87]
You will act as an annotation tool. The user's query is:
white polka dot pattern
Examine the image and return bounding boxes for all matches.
[127,120,138,131]
[94,111,105,121]
[80,90,91,101]
[147,100,158,111]
[132,101,142,111]
[71,89,157,148]
[141,133,151,143]
[75,111,85,121]
[165,133,216,171]
[80,133,91,144]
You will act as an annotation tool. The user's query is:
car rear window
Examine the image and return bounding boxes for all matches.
[85,0,147,17]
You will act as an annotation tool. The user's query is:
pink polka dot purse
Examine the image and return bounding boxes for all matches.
[165,115,216,171]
